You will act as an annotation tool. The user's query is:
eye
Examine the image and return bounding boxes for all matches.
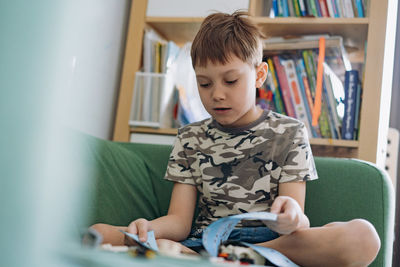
[225,79,238,85]
[199,83,211,88]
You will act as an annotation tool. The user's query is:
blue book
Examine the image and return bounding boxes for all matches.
[282,0,290,17]
[272,0,279,16]
[341,70,359,140]
[314,0,323,17]
[355,0,365,17]
[295,58,318,137]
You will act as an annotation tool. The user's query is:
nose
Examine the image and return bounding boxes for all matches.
[212,85,226,101]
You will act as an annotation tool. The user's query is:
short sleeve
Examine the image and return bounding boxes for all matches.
[279,123,318,183]
[164,133,196,185]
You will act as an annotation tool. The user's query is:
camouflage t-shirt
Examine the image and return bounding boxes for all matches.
[165,110,318,229]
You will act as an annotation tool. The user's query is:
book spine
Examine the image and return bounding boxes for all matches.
[278,0,285,16]
[287,0,295,16]
[322,77,339,139]
[334,0,343,17]
[308,0,319,16]
[272,56,297,118]
[353,82,362,139]
[318,97,332,138]
[302,50,317,99]
[318,0,330,17]
[341,70,359,140]
[323,69,342,139]
[354,0,364,17]
[326,0,336,17]
[282,0,290,16]
[298,0,307,16]
[267,58,286,115]
[314,0,323,17]
[343,0,355,17]
[272,0,279,16]
[293,0,302,16]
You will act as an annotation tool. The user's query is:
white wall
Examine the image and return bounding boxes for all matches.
[147,0,249,17]
[56,1,130,139]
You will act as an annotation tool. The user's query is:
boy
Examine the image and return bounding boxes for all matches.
[92,11,380,266]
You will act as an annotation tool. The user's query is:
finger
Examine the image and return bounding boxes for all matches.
[127,221,138,235]
[270,196,287,214]
[136,220,149,242]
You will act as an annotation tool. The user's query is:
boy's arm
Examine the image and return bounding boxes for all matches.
[267,181,310,234]
[130,182,197,242]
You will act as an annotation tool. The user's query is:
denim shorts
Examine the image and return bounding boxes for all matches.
[180,227,279,253]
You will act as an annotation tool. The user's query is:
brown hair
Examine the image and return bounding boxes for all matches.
[191,11,264,69]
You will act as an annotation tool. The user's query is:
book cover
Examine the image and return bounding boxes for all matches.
[341,70,359,140]
[267,58,286,115]
[281,57,313,137]
[272,56,297,118]
[323,63,343,139]
[295,57,321,137]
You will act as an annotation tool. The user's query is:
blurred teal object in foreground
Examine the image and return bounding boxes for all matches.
[0,1,95,266]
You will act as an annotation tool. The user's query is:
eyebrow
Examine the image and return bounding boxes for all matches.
[196,69,240,79]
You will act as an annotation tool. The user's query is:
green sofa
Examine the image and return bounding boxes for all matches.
[83,135,395,267]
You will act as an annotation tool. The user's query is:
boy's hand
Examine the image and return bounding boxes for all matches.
[265,196,307,235]
[127,218,152,243]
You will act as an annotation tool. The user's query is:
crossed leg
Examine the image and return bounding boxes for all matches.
[91,219,380,267]
[258,219,381,267]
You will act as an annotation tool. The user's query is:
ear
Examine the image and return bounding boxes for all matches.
[255,62,268,88]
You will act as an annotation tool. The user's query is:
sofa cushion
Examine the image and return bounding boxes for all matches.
[85,137,161,226]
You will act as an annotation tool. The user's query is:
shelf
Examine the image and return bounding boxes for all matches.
[130,127,359,148]
[130,127,178,135]
[146,17,369,47]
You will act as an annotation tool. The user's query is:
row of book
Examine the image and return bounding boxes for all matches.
[268,0,367,18]
[130,29,180,128]
[257,50,361,140]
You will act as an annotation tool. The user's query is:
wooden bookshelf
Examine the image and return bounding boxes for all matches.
[114,0,397,167]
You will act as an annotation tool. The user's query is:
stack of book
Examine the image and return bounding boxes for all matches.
[269,0,367,18]
[257,35,362,140]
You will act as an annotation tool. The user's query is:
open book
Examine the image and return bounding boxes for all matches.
[121,211,299,267]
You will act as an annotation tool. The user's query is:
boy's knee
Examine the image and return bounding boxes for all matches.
[342,219,381,265]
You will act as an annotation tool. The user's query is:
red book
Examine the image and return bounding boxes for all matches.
[318,0,330,17]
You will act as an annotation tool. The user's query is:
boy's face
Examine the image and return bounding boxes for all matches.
[195,55,267,128]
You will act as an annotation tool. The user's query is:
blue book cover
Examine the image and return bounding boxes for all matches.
[295,58,318,137]
[341,70,359,140]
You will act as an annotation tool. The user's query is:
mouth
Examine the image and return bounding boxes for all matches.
[213,107,231,111]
